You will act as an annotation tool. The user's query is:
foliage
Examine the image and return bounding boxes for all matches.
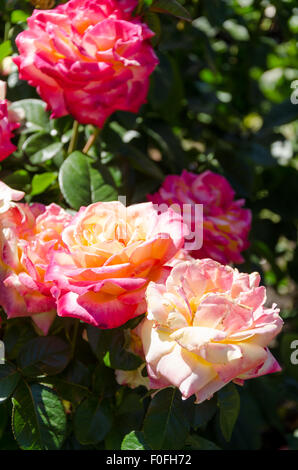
[0,0,298,450]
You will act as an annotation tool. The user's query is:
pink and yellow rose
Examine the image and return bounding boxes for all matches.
[0,81,20,160]
[0,191,72,334]
[140,258,283,404]
[0,181,25,214]
[46,201,186,328]
[147,170,251,265]
[14,0,159,128]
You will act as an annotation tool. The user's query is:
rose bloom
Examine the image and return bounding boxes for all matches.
[115,364,149,389]
[46,201,186,329]
[0,81,20,160]
[140,258,283,404]
[14,0,159,128]
[0,181,25,214]
[0,188,72,334]
[147,170,251,264]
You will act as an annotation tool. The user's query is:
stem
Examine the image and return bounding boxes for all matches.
[67,120,79,155]
[71,320,80,356]
[136,0,143,15]
[4,22,10,42]
[82,127,100,155]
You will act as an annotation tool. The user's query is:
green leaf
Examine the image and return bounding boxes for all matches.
[74,397,113,445]
[11,10,29,23]
[121,431,150,450]
[23,132,53,157]
[150,0,191,21]
[125,146,164,181]
[144,12,161,46]
[106,330,143,371]
[3,321,36,360]
[18,336,71,377]
[12,381,67,450]
[193,396,217,429]
[86,326,112,360]
[218,383,240,442]
[4,170,31,191]
[41,377,90,404]
[59,151,117,210]
[10,99,50,133]
[105,391,145,450]
[185,434,221,450]
[0,363,21,403]
[0,41,12,61]
[31,172,57,196]
[30,143,64,164]
[92,362,118,398]
[143,388,190,449]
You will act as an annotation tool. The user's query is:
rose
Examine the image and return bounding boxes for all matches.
[0,81,20,160]
[147,170,251,264]
[115,364,149,389]
[0,180,25,214]
[140,258,283,404]
[0,190,72,334]
[14,0,159,128]
[46,201,186,329]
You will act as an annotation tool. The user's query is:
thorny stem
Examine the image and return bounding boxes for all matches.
[82,127,100,155]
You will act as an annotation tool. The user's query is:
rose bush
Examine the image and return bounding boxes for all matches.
[0,0,296,453]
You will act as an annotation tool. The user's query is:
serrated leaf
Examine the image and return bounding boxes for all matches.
[10,99,50,132]
[150,0,191,22]
[86,325,112,360]
[0,41,12,61]
[74,397,113,445]
[30,143,63,164]
[11,10,29,23]
[218,383,240,442]
[59,151,117,210]
[0,363,21,403]
[193,396,217,429]
[3,321,36,360]
[185,434,221,450]
[31,172,57,196]
[12,381,67,450]
[144,12,161,46]
[143,388,190,449]
[106,330,143,371]
[18,336,71,377]
[41,377,90,404]
[121,430,150,450]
